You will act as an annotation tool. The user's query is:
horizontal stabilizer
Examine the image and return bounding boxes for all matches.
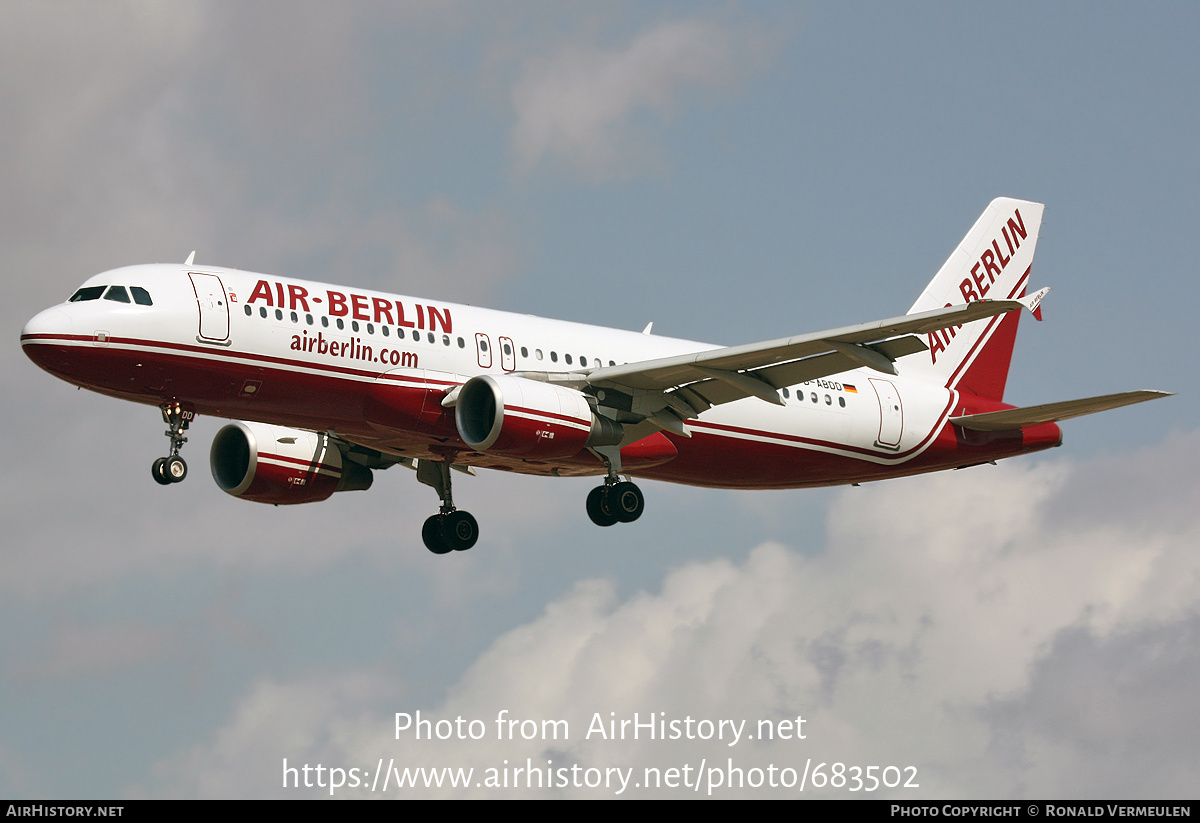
[950,390,1172,431]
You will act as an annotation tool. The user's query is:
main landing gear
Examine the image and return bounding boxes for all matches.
[416,459,479,554]
[152,401,193,486]
[585,445,645,527]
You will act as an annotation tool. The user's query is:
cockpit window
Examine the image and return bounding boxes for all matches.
[131,287,153,306]
[103,286,131,303]
[69,286,106,302]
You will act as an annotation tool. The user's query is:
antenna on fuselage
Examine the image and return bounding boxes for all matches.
[184,251,196,267]
[642,322,653,335]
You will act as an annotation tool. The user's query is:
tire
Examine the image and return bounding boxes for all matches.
[422,515,452,554]
[586,485,618,527]
[439,510,479,551]
[610,481,644,523]
[152,458,171,486]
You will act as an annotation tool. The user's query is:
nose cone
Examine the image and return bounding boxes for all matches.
[21,307,73,373]
[22,306,71,340]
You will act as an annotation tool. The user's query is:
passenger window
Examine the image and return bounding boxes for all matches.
[565,354,573,365]
[839,397,846,408]
[382,325,389,337]
[275,309,283,321]
[520,346,528,358]
[131,287,153,306]
[336,318,344,330]
[260,307,268,318]
[321,316,329,328]
[427,332,434,343]
[243,305,252,316]
[366,323,374,334]
[69,286,106,302]
[536,349,543,361]
[458,337,465,348]
[550,351,558,362]
[443,335,450,346]
[103,286,130,303]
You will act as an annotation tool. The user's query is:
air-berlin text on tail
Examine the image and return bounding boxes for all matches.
[245,279,453,333]
[927,207,1029,365]
[959,207,1028,303]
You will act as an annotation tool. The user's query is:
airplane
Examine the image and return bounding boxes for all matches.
[21,198,1168,554]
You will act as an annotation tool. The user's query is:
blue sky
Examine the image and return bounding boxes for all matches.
[3,2,1197,798]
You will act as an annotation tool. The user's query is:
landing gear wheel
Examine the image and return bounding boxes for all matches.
[440,510,479,551]
[422,515,452,554]
[586,485,618,527]
[610,481,644,523]
[153,401,193,487]
[164,455,188,483]
[152,458,171,486]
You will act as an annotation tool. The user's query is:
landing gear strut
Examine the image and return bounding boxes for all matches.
[417,459,479,554]
[586,445,645,527]
[152,401,193,485]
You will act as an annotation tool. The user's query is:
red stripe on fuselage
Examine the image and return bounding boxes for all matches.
[21,327,1059,489]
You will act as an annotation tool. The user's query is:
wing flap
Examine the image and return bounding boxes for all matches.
[950,390,1172,431]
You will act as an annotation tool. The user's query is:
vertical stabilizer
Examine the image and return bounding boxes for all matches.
[904,198,1043,401]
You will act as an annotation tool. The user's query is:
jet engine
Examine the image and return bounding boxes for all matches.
[455,375,622,459]
[210,421,373,504]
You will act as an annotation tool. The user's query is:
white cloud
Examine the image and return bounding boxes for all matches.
[148,431,1200,797]
[510,18,757,180]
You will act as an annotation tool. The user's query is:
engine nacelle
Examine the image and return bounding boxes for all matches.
[455,375,622,459]
[210,421,373,505]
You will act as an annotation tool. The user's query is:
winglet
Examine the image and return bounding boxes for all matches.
[184,251,196,267]
[1019,287,1050,321]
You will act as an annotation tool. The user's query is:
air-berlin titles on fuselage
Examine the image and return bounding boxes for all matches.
[926,206,1029,365]
[244,280,451,367]
[244,279,453,333]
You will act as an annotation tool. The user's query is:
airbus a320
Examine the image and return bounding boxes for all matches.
[21,199,1167,554]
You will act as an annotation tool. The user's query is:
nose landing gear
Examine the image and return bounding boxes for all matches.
[152,401,194,485]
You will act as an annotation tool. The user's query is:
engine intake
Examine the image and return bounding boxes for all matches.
[210,421,372,505]
[455,375,622,459]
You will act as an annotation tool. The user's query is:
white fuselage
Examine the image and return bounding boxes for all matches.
[21,262,1057,491]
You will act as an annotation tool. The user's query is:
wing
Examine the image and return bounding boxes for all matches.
[949,390,1172,431]
[520,297,1036,438]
